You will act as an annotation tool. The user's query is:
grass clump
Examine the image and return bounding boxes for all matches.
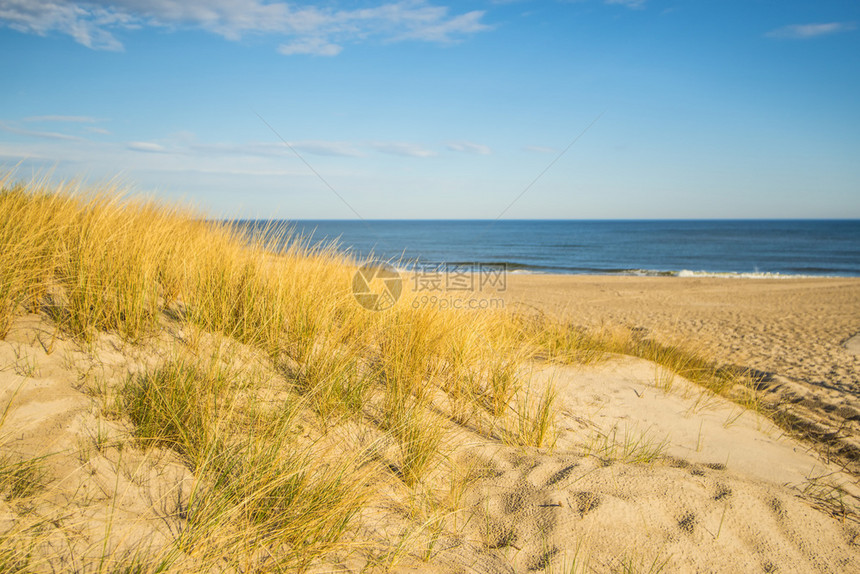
[183,432,367,568]
[0,177,64,337]
[0,455,48,501]
[583,424,669,465]
[288,339,370,422]
[121,359,231,469]
[502,381,558,448]
[0,522,43,574]
[800,472,860,524]
[522,316,612,365]
[388,401,445,487]
[53,196,164,343]
[121,356,369,570]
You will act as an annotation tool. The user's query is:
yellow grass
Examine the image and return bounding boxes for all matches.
[0,172,771,571]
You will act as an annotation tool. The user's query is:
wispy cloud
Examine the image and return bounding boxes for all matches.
[766,22,856,40]
[604,0,647,9]
[0,0,490,54]
[290,140,364,157]
[278,37,343,57]
[369,141,436,157]
[22,115,101,123]
[127,141,168,153]
[0,120,84,141]
[134,138,428,159]
[390,5,487,42]
[191,140,363,158]
[187,141,285,158]
[446,141,491,155]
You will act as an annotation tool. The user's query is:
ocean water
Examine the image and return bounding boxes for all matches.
[239,220,860,278]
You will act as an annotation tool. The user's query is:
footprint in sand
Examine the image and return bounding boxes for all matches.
[572,491,601,517]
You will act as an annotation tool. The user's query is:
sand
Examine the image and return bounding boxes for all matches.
[501,275,860,471]
[2,277,860,572]
[456,368,859,573]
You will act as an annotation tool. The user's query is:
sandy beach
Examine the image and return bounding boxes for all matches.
[502,275,860,471]
[2,183,860,572]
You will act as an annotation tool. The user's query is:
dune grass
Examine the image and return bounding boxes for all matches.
[0,455,47,501]
[518,313,765,426]
[583,424,670,465]
[0,172,775,570]
[0,173,567,570]
[121,358,233,469]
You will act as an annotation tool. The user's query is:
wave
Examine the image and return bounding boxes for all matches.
[363,259,844,279]
[673,269,837,279]
[569,268,839,279]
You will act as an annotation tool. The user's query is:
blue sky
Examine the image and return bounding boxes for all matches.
[1,0,858,219]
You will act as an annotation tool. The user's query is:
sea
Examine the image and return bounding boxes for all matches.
[239,220,860,278]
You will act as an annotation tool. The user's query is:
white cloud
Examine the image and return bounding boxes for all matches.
[290,140,364,157]
[369,141,436,157]
[278,37,342,56]
[0,120,84,141]
[604,0,646,8]
[446,141,491,155]
[0,0,490,54]
[148,138,424,158]
[188,141,278,157]
[382,4,487,42]
[127,141,168,153]
[193,140,364,158]
[86,126,111,135]
[168,167,301,177]
[0,0,130,50]
[193,139,434,158]
[22,115,100,123]
[766,22,856,40]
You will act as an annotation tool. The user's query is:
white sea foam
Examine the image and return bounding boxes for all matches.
[674,269,833,279]
[613,269,836,279]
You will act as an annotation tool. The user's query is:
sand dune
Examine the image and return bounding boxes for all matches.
[422,358,860,573]
[502,275,860,473]
[3,310,859,572]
